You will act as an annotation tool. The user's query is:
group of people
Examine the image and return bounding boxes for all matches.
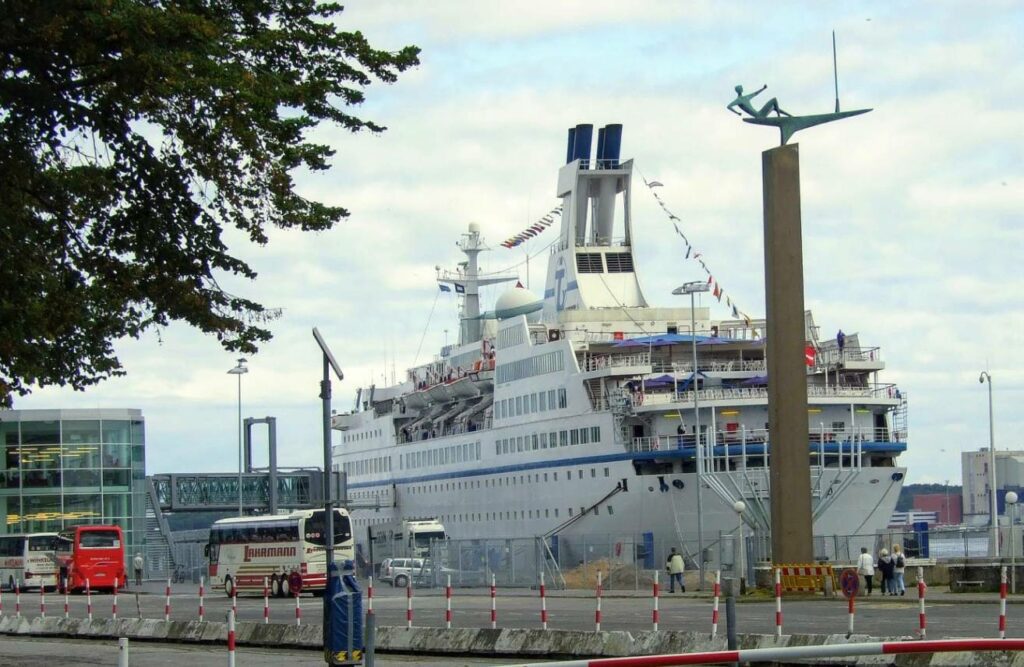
[856,544,906,596]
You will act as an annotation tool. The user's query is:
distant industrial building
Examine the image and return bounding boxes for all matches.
[962,449,1024,526]
[913,492,963,525]
[0,409,146,557]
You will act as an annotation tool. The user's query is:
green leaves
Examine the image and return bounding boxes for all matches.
[0,0,420,406]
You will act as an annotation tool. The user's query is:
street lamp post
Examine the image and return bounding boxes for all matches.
[980,371,997,558]
[1007,491,1018,594]
[733,500,747,594]
[673,281,710,590]
[228,358,249,516]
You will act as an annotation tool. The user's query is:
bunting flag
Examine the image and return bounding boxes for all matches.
[438,284,451,293]
[642,174,758,333]
[501,205,563,248]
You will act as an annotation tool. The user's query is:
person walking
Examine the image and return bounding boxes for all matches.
[856,546,875,595]
[892,544,907,596]
[133,552,144,587]
[666,547,685,593]
[876,548,896,596]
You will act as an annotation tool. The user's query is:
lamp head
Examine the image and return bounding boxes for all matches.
[1007,491,1019,506]
[733,500,746,514]
[672,281,711,296]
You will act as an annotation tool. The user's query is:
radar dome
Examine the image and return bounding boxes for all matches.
[494,286,543,322]
[468,222,481,233]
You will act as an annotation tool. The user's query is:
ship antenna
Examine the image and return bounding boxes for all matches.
[832,30,840,113]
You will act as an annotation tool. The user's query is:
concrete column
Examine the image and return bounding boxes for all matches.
[762,144,814,565]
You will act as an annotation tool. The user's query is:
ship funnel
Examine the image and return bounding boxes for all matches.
[600,124,622,168]
[565,127,576,164]
[572,123,593,166]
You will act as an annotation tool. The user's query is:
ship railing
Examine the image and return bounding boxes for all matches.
[635,383,900,409]
[653,359,768,374]
[630,425,899,456]
[815,345,882,366]
[581,352,651,372]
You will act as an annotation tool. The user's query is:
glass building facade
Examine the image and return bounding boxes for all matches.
[0,409,146,557]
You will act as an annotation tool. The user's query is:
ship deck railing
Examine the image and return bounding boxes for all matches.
[629,425,902,456]
[581,353,651,372]
[632,383,901,408]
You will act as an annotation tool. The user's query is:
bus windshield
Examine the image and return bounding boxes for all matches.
[28,535,59,552]
[80,530,120,548]
[303,510,352,546]
[413,530,446,549]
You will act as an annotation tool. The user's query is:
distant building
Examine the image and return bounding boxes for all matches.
[962,449,1024,526]
[913,492,962,525]
[888,510,938,528]
[0,409,146,558]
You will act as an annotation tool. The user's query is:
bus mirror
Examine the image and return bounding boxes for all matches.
[203,544,209,557]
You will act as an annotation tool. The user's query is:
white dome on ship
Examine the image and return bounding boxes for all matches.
[494,286,542,322]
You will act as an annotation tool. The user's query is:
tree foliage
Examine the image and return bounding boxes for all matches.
[0,1,419,406]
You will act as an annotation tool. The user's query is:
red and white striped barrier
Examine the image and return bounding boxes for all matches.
[405,580,413,629]
[539,571,548,630]
[15,581,20,618]
[227,608,236,667]
[490,573,497,629]
[295,591,302,627]
[232,587,237,618]
[917,567,927,639]
[63,582,69,620]
[198,576,204,622]
[164,578,171,621]
[367,575,374,617]
[86,579,92,622]
[506,639,1024,667]
[39,583,45,618]
[263,577,270,624]
[652,570,660,632]
[112,577,118,621]
[710,570,720,639]
[1000,566,1008,639]
[774,568,783,637]
[847,596,855,637]
[445,574,453,629]
[595,571,603,633]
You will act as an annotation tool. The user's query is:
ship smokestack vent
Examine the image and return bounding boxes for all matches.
[565,127,576,164]
[601,124,622,168]
[573,123,593,167]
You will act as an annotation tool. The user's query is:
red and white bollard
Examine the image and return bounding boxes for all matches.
[367,575,374,617]
[39,583,45,618]
[539,571,548,630]
[86,578,93,622]
[917,566,927,639]
[1000,566,1008,639]
[232,587,237,618]
[774,568,783,638]
[445,574,452,629]
[227,608,236,667]
[112,577,118,621]
[652,570,660,632]
[847,596,856,636]
[164,578,171,622]
[295,591,302,627]
[405,579,413,629]
[489,573,497,629]
[63,580,69,620]
[595,571,603,633]
[198,576,205,622]
[15,581,20,618]
[711,570,721,639]
[263,577,269,624]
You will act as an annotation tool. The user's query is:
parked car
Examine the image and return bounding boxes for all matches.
[379,558,433,588]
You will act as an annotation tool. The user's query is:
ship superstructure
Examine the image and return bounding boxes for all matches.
[333,124,907,566]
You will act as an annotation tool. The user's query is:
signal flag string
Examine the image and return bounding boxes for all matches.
[500,206,563,248]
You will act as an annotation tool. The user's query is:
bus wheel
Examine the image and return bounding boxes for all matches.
[224,575,235,598]
[271,575,283,598]
[280,575,290,598]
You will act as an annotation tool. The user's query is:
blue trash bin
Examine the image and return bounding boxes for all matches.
[324,560,363,665]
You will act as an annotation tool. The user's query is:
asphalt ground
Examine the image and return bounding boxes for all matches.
[7,580,1019,640]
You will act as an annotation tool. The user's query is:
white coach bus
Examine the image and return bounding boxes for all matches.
[0,532,60,591]
[207,509,353,597]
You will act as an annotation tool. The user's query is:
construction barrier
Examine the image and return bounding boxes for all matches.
[774,569,782,637]
[1000,566,1008,639]
[651,570,659,632]
[405,580,412,629]
[918,566,927,639]
[710,570,720,639]
[775,563,837,593]
[594,571,602,633]
[445,574,452,630]
[490,573,497,629]
[198,576,205,622]
[539,572,548,630]
[507,639,1024,667]
[227,609,236,667]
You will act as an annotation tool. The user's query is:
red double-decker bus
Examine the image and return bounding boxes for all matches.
[56,525,127,593]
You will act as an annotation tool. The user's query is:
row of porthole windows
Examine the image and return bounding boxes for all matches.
[342,456,391,478]
[406,466,611,496]
[496,388,567,420]
[440,504,614,524]
[342,428,382,444]
[496,426,601,455]
[400,441,481,470]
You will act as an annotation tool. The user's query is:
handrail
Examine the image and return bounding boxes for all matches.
[629,425,901,454]
[581,353,651,372]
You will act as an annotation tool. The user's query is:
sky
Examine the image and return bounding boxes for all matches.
[10,1,1024,486]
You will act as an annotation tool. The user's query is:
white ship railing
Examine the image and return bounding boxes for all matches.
[629,425,898,456]
[635,384,898,408]
[581,353,651,372]
[816,346,882,366]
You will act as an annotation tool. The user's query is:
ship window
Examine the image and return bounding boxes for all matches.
[540,433,548,448]
[515,396,523,415]
[568,507,574,517]
[517,436,524,452]
[607,505,614,515]
[578,470,584,479]
[532,434,539,450]
[554,508,559,518]
[548,389,557,408]
[544,473,548,482]
[530,394,538,412]
[545,509,549,518]
[591,468,596,478]
[553,472,558,481]
[571,430,579,445]
[592,426,601,442]
[558,389,567,408]
[475,442,480,460]
[495,442,500,455]
[560,431,568,446]
[539,392,547,411]
[580,428,589,445]
[604,467,610,477]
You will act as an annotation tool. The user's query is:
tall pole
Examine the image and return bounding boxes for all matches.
[228,358,248,517]
[692,290,705,590]
[981,371,997,558]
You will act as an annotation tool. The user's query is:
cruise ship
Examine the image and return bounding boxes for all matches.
[333,124,907,566]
